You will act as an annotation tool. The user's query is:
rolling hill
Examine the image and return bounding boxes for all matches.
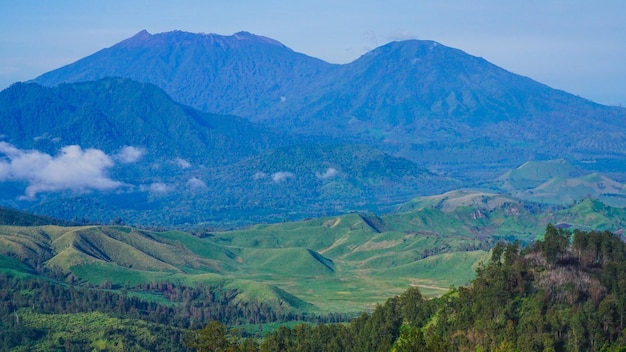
[491,159,626,206]
[2,197,626,313]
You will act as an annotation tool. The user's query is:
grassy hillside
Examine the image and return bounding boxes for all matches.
[260,227,626,351]
[492,159,626,207]
[2,197,626,315]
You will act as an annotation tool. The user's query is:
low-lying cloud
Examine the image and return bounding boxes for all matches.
[116,146,146,163]
[272,171,295,183]
[186,177,206,189]
[0,142,149,199]
[0,142,123,199]
[253,172,268,180]
[253,171,297,183]
[174,157,192,169]
[139,182,170,194]
[316,167,339,180]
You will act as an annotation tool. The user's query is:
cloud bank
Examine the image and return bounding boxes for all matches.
[0,142,124,199]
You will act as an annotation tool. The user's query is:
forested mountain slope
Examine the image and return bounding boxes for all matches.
[33,30,337,117]
[0,78,279,163]
[31,30,626,179]
[0,78,449,226]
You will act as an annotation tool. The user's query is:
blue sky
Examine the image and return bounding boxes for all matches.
[1,0,625,106]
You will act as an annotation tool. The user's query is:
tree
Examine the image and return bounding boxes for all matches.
[394,324,426,352]
[542,224,570,265]
[184,320,234,352]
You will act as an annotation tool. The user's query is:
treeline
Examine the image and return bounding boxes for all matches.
[0,275,350,350]
[255,226,626,351]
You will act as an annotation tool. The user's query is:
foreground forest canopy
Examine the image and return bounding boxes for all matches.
[2,226,626,351]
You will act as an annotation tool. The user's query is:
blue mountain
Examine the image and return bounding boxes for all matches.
[32,30,626,179]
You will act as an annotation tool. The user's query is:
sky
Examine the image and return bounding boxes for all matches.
[1,0,626,107]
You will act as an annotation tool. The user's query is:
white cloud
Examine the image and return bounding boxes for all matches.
[116,146,145,163]
[272,171,294,183]
[174,157,191,169]
[316,167,339,180]
[186,177,206,189]
[0,142,122,199]
[32,133,62,144]
[140,182,169,194]
[253,172,268,180]
[280,96,287,102]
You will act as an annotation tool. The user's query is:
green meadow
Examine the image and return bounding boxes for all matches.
[3,194,626,316]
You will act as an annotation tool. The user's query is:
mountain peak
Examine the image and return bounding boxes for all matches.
[120,29,152,45]
[133,29,152,38]
[114,30,286,51]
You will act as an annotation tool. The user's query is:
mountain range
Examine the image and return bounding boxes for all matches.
[32,31,626,175]
[0,29,625,225]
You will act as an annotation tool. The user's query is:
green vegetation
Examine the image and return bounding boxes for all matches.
[0,207,75,227]
[0,272,345,350]
[5,29,626,351]
[2,202,626,350]
[493,159,626,207]
[3,197,626,315]
[11,310,185,351]
[259,226,626,351]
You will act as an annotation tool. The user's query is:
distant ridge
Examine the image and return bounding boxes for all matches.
[492,159,626,207]
[119,30,287,49]
[31,30,626,175]
[0,207,74,226]
[0,78,447,226]
[33,30,335,116]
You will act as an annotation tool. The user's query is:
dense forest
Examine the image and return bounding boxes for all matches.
[0,274,348,351]
[259,225,626,351]
[2,225,626,351]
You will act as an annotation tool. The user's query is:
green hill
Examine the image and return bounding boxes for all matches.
[2,199,626,351]
[496,159,582,190]
[2,197,626,315]
[492,160,626,207]
[260,227,626,351]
